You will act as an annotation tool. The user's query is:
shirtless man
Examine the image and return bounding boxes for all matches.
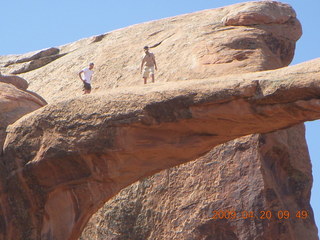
[140,46,157,84]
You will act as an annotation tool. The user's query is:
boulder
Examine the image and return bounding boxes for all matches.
[3,47,60,67]
[0,74,28,90]
[223,1,297,25]
[11,53,67,74]
[1,47,66,75]
[0,82,46,149]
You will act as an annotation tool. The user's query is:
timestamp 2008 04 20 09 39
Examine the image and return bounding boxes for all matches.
[210,210,309,220]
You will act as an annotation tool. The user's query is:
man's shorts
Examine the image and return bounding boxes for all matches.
[142,66,155,78]
[83,82,91,91]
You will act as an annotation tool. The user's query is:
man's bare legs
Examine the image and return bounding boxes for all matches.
[83,89,91,94]
[143,75,155,84]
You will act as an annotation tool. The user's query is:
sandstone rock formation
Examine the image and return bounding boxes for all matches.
[0,74,28,90]
[2,47,66,75]
[0,1,319,240]
[77,2,315,240]
[0,1,301,103]
[0,75,46,148]
[1,59,320,240]
[80,125,315,240]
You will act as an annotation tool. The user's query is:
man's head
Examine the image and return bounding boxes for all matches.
[89,62,94,70]
[144,46,149,53]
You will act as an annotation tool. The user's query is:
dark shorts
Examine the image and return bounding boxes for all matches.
[83,82,91,91]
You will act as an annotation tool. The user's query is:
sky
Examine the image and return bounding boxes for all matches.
[1,0,319,235]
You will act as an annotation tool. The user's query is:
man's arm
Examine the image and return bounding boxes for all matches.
[153,54,157,70]
[79,70,84,81]
[140,57,145,73]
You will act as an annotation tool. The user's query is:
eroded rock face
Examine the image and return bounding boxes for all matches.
[77,2,315,240]
[1,47,66,75]
[195,1,301,76]
[1,58,320,240]
[80,125,317,240]
[0,1,302,103]
[223,1,297,26]
[0,77,46,148]
[0,74,28,90]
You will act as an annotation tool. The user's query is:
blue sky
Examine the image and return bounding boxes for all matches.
[1,0,319,234]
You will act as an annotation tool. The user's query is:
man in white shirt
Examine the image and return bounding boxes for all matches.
[79,63,94,94]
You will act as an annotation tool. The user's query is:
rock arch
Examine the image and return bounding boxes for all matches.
[1,59,320,239]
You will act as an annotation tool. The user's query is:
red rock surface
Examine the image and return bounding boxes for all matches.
[0,2,302,103]
[0,74,28,90]
[81,125,316,240]
[1,59,320,239]
[0,79,46,148]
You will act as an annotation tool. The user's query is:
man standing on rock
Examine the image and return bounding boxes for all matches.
[140,46,157,84]
[79,62,94,94]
